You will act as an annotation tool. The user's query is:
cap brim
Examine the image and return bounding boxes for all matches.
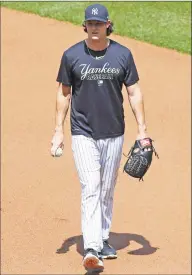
[85,17,107,22]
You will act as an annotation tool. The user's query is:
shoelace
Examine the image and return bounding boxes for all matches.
[103,240,112,248]
[85,248,100,258]
[86,248,97,254]
[87,248,95,252]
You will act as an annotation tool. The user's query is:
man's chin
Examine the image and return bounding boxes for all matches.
[91,36,99,40]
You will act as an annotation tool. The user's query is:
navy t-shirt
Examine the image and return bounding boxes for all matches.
[56,39,139,140]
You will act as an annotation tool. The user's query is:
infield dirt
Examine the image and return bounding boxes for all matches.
[1,8,191,274]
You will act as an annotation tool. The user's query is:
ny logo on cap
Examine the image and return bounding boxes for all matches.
[92,8,98,15]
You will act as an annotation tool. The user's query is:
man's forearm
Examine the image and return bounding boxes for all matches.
[55,86,71,132]
[128,85,147,134]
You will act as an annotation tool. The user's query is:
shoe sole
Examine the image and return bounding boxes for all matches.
[101,254,117,259]
[85,267,104,274]
[83,255,104,269]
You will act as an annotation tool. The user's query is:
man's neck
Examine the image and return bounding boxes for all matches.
[86,38,109,51]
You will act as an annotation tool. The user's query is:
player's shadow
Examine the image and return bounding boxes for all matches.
[56,231,159,257]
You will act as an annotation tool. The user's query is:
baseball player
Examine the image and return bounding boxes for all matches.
[51,3,149,271]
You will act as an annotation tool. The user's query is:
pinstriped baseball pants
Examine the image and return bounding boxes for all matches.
[72,134,124,252]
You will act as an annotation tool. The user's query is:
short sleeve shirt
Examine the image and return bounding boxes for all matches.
[57,39,139,140]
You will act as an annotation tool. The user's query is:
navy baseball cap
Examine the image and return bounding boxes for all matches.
[85,4,109,22]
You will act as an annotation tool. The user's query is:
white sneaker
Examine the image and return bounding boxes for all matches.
[83,248,104,270]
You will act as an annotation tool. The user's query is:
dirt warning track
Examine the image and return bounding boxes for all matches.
[1,8,191,274]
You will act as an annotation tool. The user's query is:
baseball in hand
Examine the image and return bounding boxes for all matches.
[55,147,63,157]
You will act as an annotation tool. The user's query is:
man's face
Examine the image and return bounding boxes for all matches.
[85,20,110,40]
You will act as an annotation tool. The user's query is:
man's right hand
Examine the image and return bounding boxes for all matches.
[51,131,64,157]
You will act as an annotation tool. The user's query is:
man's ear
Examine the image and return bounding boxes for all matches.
[107,20,111,28]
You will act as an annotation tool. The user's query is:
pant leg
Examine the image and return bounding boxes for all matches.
[97,135,124,241]
[72,135,103,252]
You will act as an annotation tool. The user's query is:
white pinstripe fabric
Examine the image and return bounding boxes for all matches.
[72,134,124,252]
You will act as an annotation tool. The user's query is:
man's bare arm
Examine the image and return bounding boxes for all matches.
[126,82,148,140]
[51,84,71,156]
[55,83,71,132]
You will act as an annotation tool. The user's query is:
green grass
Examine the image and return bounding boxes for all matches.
[1,1,191,54]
